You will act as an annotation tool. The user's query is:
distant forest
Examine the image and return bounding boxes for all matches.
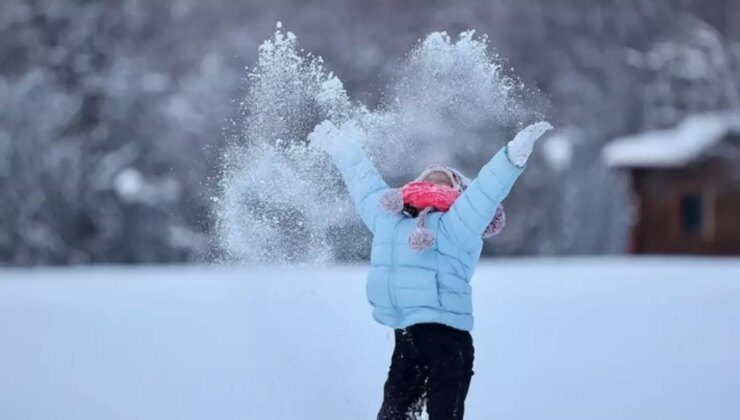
[2,0,739,265]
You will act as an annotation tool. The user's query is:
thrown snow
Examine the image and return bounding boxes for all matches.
[1,258,739,420]
[216,26,542,264]
[603,112,740,168]
[361,30,537,176]
[216,24,358,264]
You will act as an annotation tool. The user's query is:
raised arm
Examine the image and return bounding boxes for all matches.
[440,122,552,249]
[308,120,392,234]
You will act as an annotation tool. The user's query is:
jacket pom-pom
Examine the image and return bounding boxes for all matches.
[380,189,404,214]
[409,227,435,252]
[483,205,506,238]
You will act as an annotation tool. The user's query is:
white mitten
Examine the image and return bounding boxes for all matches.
[308,119,364,156]
[506,121,553,167]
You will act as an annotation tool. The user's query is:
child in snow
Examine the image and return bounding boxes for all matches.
[309,120,552,419]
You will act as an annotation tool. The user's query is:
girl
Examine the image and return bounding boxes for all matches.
[309,120,552,419]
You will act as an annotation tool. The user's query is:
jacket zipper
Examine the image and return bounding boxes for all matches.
[389,219,401,323]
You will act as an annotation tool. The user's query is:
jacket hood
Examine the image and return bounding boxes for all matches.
[414,165,471,192]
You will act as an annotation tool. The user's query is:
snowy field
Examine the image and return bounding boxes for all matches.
[1,258,739,420]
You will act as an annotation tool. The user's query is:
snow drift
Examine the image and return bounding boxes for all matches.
[1,258,739,419]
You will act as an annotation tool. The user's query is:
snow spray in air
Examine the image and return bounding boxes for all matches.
[215,24,541,264]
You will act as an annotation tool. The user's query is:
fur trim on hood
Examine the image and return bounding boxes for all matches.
[380,164,506,251]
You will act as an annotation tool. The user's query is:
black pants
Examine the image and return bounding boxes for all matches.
[377,323,474,420]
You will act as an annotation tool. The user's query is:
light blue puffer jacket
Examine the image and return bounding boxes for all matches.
[329,140,524,332]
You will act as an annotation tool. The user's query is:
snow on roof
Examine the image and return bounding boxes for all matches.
[603,112,740,168]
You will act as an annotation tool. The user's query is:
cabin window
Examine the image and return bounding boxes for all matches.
[680,194,704,234]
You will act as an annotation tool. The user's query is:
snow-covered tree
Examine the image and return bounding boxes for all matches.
[2,0,739,264]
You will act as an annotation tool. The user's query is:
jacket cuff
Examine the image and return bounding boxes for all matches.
[504,144,527,169]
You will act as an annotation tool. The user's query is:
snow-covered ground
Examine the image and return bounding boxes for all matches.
[1,258,739,420]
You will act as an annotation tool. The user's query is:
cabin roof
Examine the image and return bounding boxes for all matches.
[603,112,740,168]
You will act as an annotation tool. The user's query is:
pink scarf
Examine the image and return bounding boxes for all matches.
[380,181,506,251]
[401,181,460,212]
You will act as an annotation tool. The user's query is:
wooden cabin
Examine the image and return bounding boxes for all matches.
[603,113,740,255]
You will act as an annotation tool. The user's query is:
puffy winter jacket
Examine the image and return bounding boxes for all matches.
[329,140,524,331]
